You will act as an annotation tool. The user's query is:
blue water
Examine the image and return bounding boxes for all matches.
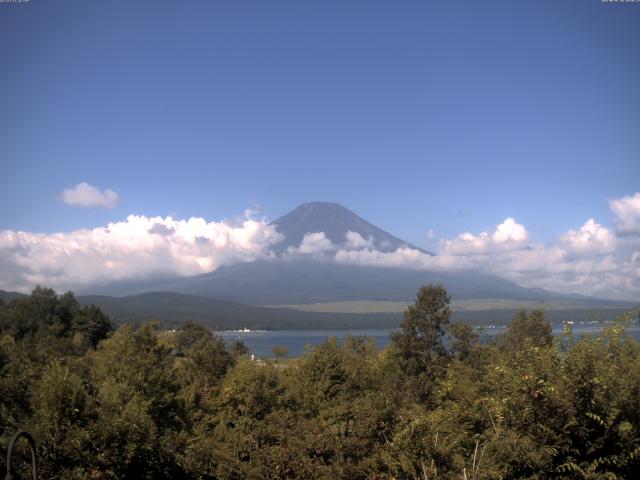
[218,329,393,358]
[217,323,640,358]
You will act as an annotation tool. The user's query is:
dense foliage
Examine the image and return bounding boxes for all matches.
[1,286,639,479]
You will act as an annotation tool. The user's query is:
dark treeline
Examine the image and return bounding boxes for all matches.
[1,285,639,479]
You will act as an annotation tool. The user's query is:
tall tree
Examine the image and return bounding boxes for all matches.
[391,284,451,402]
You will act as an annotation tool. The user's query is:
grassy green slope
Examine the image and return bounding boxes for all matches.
[77,292,402,330]
[77,292,636,330]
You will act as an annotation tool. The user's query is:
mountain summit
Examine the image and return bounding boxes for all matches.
[271,202,430,253]
[77,201,618,308]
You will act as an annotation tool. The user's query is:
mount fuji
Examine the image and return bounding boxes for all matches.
[80,202,608,306]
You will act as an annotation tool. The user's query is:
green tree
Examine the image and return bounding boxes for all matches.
[447,322,479,363]
[391,284,452,402]
[72,304,112,346]
[502,308,552,351]
[27,361,92,477]
[86,323,188,477]
[174,321,235,410]
[0,287,112,347]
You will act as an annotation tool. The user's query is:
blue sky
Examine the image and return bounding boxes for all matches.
[1,1,639,298]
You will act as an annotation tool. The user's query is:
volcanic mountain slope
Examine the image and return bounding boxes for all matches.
[270,202,431,253]
[120,260,604,305]
[78,202,626,308]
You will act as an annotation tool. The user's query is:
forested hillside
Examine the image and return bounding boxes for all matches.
[76,292,402,330]
[1,286,639,479]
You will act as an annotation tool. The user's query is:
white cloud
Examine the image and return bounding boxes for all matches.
[335,246,431,269]
[334,246,465,271]
[440,217,529,255]
[338,212,639,300]
[610,192,640,235]
[493,217,528,244]
[560,219,616,255]
[58,182,119,209]
[3,193,640,301]
[494,246,640,301]
[345,231,374,249]
[0,215,283,292]
[297,232,333,254]
[433,218,637,300]
[426,228,437,240]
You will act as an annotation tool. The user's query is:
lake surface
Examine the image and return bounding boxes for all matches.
[217,322,640,358]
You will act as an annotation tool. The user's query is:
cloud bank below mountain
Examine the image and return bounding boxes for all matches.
[0,214,283,293]
[1,193,639,301]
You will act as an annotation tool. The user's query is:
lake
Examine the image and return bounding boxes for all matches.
[217,322,640,358]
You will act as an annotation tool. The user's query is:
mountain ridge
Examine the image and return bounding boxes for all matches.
[67,202,629,307]
[76,260,624,306]
[3,290,630,331]
[271,201,432,254]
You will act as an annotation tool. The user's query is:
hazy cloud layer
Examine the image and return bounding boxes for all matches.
[58,182,119,208]
[335,246,439,270]
[2,193,639,300]
[333,223,638,300]
[0,215,283,292]
[332,194,640,300]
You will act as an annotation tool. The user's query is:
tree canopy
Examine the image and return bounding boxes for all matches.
[1,285,639,479]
